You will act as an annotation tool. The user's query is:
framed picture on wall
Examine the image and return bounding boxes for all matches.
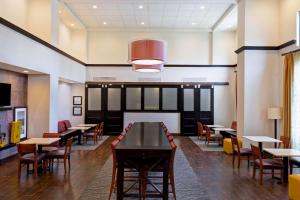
[73,106,82,116]
[14,107,27,140]
[73,96,82,105]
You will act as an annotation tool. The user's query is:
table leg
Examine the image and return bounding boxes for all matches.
[163,159,169,200]
[283,157,289,183]
[38,144,42,154]
[77,131,82,145]
[117,157,124,200]
[258,142,263,152]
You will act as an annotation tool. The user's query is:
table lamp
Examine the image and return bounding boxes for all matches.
[268,107,282,148]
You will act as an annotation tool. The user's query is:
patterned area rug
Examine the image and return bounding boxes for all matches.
[189,136,223,152]
[71,136,110,151]
[79,148,209,200]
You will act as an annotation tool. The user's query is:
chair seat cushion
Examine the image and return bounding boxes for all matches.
[235,148,252,156]
[46,150,67,158]
[42,147,59,152]
[84,132,95,137]
[20,153,46,163]
[255,159,284,169]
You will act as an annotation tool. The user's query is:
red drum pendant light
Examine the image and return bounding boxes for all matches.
[129,39,166,72]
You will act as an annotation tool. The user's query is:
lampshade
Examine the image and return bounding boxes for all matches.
[128,39,166,72]
[268,107,282,119]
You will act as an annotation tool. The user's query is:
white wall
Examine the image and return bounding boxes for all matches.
[124,113,180,134]
[58,82,85,126]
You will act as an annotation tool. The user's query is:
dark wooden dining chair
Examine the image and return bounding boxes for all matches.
[46,138,73,173]
[42,133,60,152]
[117,134,125,141]
[83,127,99,144]
[231,121,237,130]
[204,125,222,145]
[197,122,205,140]
[231,137,252,168]
[251,144,284,184]
[278,136,291,149]
[97,122,104,141]
[17,143,46,178]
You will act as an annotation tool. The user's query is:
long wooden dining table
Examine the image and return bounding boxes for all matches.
[115,122,172,200]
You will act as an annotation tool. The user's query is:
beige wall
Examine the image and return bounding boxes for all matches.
[0,0,28,28]
[212,31,237,64]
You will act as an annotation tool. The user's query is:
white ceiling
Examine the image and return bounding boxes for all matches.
[61,0,237,30]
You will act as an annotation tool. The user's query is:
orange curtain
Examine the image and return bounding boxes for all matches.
[283,54,294,138]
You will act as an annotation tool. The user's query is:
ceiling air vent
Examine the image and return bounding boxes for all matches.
[93,77,117,81]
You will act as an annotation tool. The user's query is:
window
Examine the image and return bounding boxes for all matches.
[200,89,211,111]
[88,88,101,110]
[144,88,159,110]
[183,89,194,111]
[162,88,178,110]
[107,88,121,111]
[126,87,141,110]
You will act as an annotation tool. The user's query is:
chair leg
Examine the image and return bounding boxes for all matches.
[232,153,235,168]
[34,161,38,178]
[238,155,241,169]
[170,168,176,200]
[271,169,274,178]
[68,156,71,170]
[252,164,256,179]
[290,163,293,174]
[109,165,117,200]
[247,156,250,168]
[18,162,21,179]
[259,168,263,185]
[64,159,67,174]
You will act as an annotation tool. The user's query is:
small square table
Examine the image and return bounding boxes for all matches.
[212,128,236,132]
[69,126,93,145]
[264,148,300,183]
[20,138,60,153]
[243,136,282,152]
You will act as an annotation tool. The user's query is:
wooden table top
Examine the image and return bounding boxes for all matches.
[116,122,172,150]
[20,138,60,145]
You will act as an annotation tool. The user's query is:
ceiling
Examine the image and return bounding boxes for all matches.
[61,0,237,31]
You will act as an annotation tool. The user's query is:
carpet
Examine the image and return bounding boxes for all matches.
[79,148,209,200]
[71,136,110,151]
[189,136,223,152]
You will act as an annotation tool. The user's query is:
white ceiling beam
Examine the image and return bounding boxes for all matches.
[211,3,236,31]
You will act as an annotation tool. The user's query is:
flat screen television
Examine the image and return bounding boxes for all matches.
[0,83,11,107]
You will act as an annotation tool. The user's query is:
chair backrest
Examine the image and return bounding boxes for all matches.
[279,136,291,148]
[64,120,72,129]
[169,141,177,167]
[128,123,133,128]
[125,127,129,132]
[251,144,262,165]
[197,122,203,136]
[167,135,174,142]
[18,143,36,156]
[166,131,171,137]
[117,135,125,141]
[231,137,240,154]
[204,126,211,140]
[231,121,237,130]
[58,121,67,133]
[111,139,120,163]
[64,138,73,157]
[120,131,126,136]
[43,133,60,147]
[99,122,104,134]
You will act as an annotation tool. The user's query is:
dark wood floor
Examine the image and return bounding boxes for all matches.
[0,137,288,200]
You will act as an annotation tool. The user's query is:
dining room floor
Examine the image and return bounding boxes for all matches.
[0,136,288,200]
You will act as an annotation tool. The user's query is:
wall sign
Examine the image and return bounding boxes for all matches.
[73,106,82,116]
[73,96,82,105]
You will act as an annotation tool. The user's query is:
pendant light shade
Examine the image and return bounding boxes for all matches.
[129,39,166,72]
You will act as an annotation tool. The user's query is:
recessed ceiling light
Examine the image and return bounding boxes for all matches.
[58,10,62,14]
[191,22,197,25]
[141,22,145,25]
[23,70,29,73]
[92,5,98,9]
[71,23,75,26]
[139,5,143,9]
[103,21,107,25]
[200,5,205,10]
